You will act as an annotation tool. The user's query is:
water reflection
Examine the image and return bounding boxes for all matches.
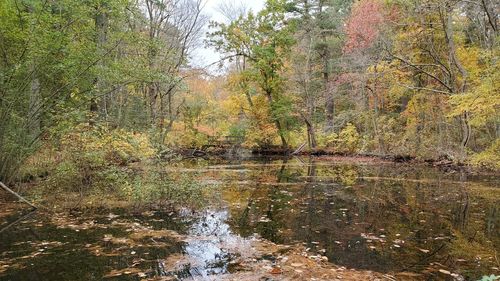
[212,158,499,279]
[169,210,251,279]
[0,157,498,280]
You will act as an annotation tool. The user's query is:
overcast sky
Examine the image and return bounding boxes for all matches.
[191,0,265,71]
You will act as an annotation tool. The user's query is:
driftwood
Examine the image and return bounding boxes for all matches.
[0,181,37,210]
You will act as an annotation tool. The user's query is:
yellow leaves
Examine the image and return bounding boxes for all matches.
[244,122,278,147]
[448,86,500,127]
[457,46,482,85]
[366,60,391,74]
[318,123,360,154]
[404,93,450,128]
[221,94,246,116]
[470,139,500,170]
[449,49,499,127]
[232,27,249,42]
[60,124,155,165]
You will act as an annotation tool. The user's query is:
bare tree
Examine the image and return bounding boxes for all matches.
[215,0,249,23]
[142,0,208,132]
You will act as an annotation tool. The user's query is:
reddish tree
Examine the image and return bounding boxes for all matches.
[344,0,385,53]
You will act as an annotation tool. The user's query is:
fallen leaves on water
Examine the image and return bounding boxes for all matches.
[129,229,182,241]
[393,272,423,279]
[104,268,143,278]
[0,262,10,274]
[269,267,282,274]
[438,269,452,275]
[438,268,461,278]
[103,234,133,245]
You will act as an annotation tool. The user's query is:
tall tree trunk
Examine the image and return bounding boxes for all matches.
[148,83,157,125]
[319,2,334,133]
[481,0,498,34]
[304,117,317,149]
[325,71,334,132]
[441,5,470,147]
[93,1,108,122]
[461,111,472,148]
[28,65,41,138]
[305,32,317,149]
[238,57,254,108]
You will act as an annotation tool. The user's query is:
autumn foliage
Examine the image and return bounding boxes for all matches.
[344,0,386,53]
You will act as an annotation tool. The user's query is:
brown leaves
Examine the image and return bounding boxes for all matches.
[103,268,144,278]
[269,267,282,275]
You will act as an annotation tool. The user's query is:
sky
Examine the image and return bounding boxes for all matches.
[191,0,265,71]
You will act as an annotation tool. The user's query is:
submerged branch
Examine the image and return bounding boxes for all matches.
[0,181,37,210]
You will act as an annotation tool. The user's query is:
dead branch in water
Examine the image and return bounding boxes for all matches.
[0,181,37,210]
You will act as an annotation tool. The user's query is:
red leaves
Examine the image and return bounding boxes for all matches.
[343,0,385,54]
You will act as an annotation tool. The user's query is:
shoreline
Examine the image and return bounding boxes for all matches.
[172,147,499,174]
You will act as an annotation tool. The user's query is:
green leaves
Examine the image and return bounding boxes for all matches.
[207,0,297,147]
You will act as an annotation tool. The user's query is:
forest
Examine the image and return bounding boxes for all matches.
[0,0,499,280]
[0,0,499,184]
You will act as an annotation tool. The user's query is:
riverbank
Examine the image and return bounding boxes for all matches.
[174,146,498,174]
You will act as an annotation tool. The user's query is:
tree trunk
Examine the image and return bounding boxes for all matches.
[28,65,41,138]
[461,111,472,147]
[238,57,254,108]
[325,73,335,132]
[441,6,470,147]
[481,0,498,34]
[148,83,157,125]
[93,1,108,121]
[264,90,287,149]
[319,2,334,133]
[302,114,317,149]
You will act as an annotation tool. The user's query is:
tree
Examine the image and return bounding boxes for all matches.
[208,0,297,148]
[286,0,353,147]
[0,0,100,182]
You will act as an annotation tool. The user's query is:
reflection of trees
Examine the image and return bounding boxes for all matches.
[452,191,470,230]
[485,206,498,238]
[452,172,470,230]
[296,158,317,247]
[227,159,292,241]
[222,159,499,275]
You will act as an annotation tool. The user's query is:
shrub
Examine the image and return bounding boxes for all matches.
[337,123,361,154]
[60,124,155,165]
[319,123,361,154]
[470,139,500,170]
[38,124,156,192]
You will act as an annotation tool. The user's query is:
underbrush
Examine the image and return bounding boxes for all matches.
[20,124,213,209]
[470,139,500,170]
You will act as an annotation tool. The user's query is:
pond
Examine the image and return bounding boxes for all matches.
[0,157,499,280]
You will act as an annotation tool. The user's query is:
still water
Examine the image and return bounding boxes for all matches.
[0,157,499,280]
